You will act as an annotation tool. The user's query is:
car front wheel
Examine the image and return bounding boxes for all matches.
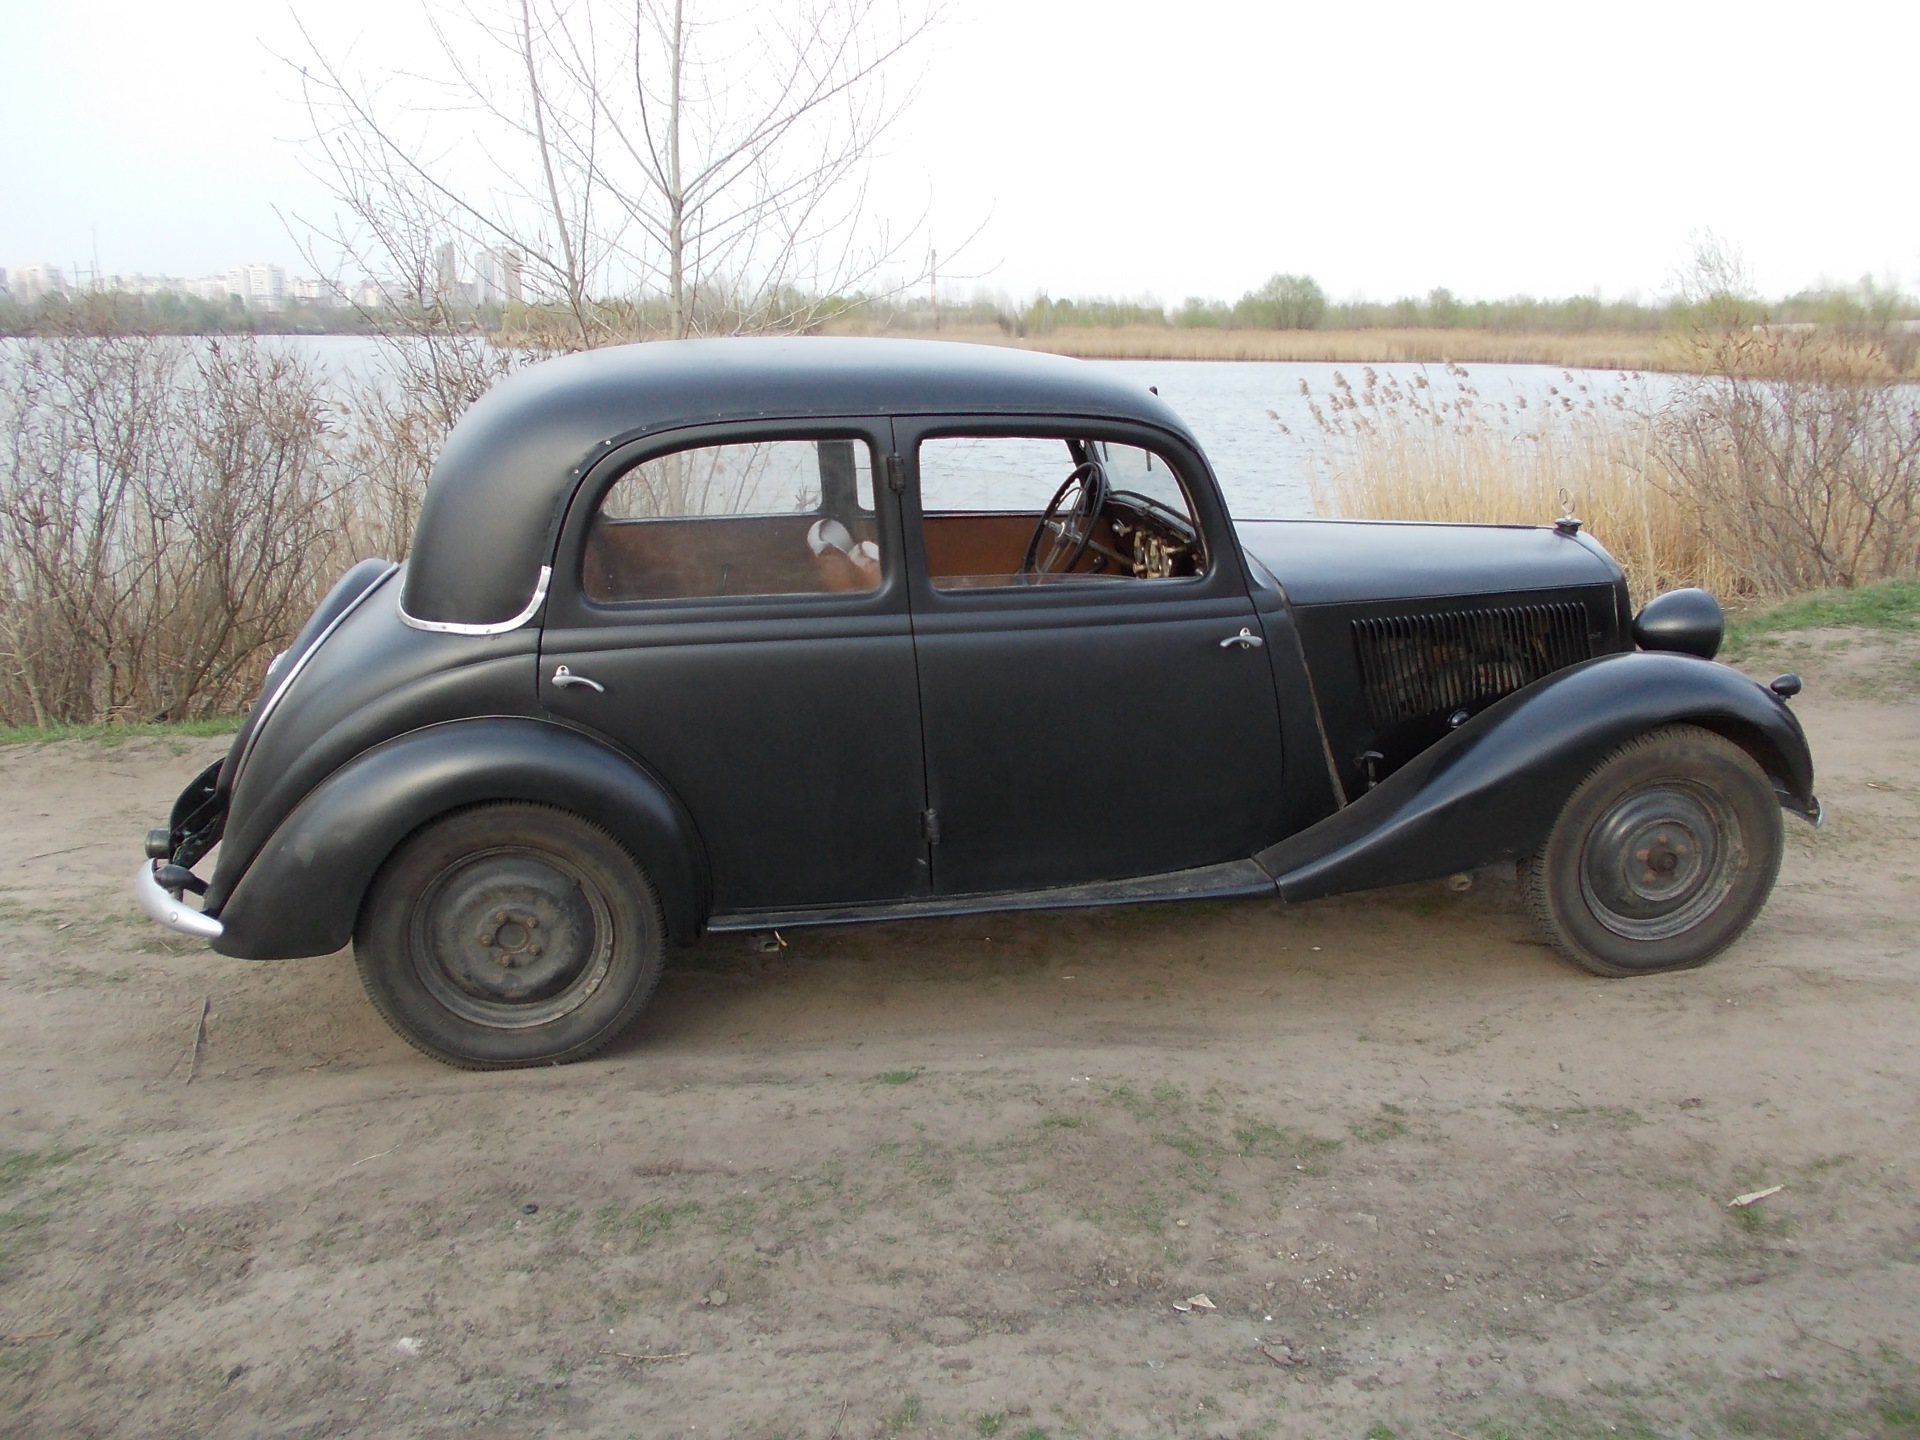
[354,804,665,1068]
[1521,725,1783,978]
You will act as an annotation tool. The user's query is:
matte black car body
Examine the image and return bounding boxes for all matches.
[137,338,1818,1063]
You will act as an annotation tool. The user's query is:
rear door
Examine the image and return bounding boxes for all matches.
[898,420,1288,895]
[540,423,929,912]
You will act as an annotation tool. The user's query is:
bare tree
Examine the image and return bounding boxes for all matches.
[292,0,939,346]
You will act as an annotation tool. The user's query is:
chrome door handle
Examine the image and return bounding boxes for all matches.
[551,664,605,693]
[1219,627,1265,650]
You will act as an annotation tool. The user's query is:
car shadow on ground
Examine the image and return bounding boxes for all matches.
[605,869,1584,1062]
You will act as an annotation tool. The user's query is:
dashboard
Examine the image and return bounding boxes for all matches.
[1101,490,1204,579]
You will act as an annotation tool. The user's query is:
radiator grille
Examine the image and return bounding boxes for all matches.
[1352,602,1592,730]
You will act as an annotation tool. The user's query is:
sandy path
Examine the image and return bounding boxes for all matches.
[1,645,1915,1439]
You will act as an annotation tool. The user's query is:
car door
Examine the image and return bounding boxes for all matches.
[539,423,929,913]
[898,419,1288,896]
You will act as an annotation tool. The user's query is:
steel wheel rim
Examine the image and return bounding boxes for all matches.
[1579,781,1740,942]
[409,845,614,1028]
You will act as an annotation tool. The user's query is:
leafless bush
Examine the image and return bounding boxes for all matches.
[0,334,358,725]
[1656,328,1920,594]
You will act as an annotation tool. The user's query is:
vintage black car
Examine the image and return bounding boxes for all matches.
[135,339,1818,1068]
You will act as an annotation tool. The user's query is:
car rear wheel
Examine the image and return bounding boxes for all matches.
[1521,725,1783,978]
[354,804,664,1068]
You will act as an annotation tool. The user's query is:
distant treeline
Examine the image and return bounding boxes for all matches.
[903,274,1920,337]
[0,291,382,337]
[5,273,1916,340]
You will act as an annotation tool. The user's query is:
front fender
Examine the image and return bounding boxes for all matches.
[211,718,707,959]
[1257,652,1815,903]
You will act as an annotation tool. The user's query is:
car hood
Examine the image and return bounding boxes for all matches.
[1234,518,1621,606]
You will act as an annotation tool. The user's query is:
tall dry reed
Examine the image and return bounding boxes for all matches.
[1303,365,1730,605]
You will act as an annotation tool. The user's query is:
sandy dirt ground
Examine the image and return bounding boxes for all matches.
[2,632,1916,1440]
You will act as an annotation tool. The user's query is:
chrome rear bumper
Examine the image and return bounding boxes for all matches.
[133,860,224,940]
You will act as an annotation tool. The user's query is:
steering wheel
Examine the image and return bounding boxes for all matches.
[1020,460,1109,579]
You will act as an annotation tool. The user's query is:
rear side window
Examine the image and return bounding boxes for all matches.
[584,438,879,602]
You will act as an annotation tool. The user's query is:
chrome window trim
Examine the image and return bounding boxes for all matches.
[397,566,551,636]
[234,562,400,783]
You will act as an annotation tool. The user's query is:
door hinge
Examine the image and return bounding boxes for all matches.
[885,453,905,494]
[920,807,941,844]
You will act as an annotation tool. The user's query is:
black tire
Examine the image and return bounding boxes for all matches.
[1521,725,1783,978]
[354,804,665,1068]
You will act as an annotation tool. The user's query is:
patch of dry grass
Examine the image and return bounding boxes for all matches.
[1027,326,1666,369]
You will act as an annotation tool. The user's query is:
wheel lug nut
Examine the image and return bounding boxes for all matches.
[528,944,542,957]
[494,910,508,925]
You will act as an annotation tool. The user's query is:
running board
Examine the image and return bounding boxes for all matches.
[706,859,1278,934]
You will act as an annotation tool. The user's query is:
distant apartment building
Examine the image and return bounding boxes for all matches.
[225,263,288,310]
[474,246,524,307]
[10,263,68,303]
[430,241,523,307]
[434,242,464,304]
[109,272,198,297]
[183,275,233,302]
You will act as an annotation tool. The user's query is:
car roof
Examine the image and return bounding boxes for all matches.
[400,337,1196,628]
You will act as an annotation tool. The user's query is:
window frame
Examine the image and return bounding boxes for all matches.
[550,419,905,624]
[896,415,1245,613]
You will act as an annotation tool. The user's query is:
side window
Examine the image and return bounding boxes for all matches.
[917,435,1206,591]
[585,438,880,602]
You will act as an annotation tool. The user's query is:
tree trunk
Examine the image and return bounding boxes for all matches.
[667,0,687,340]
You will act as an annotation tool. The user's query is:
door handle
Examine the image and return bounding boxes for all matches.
[1219,627,1265,650]
[551,664,605,693]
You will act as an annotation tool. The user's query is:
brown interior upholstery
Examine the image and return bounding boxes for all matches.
[585,514,880,602]
[922,513,1038,587]
[922,512,1128,588]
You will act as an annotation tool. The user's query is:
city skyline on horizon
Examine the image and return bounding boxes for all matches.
[2,240,526,311]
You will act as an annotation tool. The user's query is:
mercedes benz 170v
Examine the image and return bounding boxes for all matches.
[135,339,1818,1068]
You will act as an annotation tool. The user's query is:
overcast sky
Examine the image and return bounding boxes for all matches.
[3,0,1915,304]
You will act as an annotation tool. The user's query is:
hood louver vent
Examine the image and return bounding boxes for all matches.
[1353,602,1592,730]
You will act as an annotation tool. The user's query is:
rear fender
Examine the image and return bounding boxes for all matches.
[1257,652,1815,903]
[211,718,707,959]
